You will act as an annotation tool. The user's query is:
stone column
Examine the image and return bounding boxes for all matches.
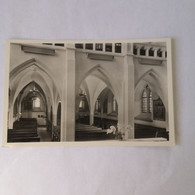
[112,43,115,54]
[8,105,14,129]
[122,42,128,54]
[154,48,158,57]
[53,112,57,126]
[162,49,166,58]
[61,45,76,141]
[102,43,105,52]
[145,47,149,56]
[89,112,94,125]
[128,43,133,54]
[137,47,140,56]
[93,43,96,51]
[121,55,135,139]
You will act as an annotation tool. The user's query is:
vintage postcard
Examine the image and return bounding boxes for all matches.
[2,38,175,147]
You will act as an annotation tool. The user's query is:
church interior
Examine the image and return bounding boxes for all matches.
[7,41,169,143]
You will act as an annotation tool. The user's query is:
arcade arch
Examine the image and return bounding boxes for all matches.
[9,59,61,132]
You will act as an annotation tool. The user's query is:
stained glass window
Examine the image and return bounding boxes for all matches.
[142,90,148,112]
[142,86,152,113]
[95,99,101,112]
[113,96,116,112]
[149,91,152,113]
[33,97,40,108]
[79,99,85,109]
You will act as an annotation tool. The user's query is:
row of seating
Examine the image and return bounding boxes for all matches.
[76,116,90,125]
[8,118,40,142]
[45,120,61,142]
[75,124,115,141]
[13,118,37,130]
[135,123,169,140]
[76,117,169,140]
[52,126,60,141]
[93,117,118,129]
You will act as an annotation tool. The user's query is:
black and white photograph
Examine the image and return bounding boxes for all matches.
[1,0,195,194]
[3,39,175,146]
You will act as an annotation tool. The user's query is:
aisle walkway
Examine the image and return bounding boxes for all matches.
[37,127,52,142]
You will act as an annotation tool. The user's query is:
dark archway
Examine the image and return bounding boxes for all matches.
[15,81,48,126]
[52,102,61,142]
[9,81,52,143]
[13,81,48,126]
[76,89,90,125]
[93,87,118,129]
[57,102,61,127]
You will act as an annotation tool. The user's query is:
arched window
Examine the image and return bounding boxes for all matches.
[103,99,108,113]
[153,98,166,121]
[133,46,137,55]
[95,99,101,112]
[140,47,146,56]
[157,49,162,57]
[142,86,152,113]
[142,90,148,113]
[112,96,116,112]
[33,97,40,108]
[57,103,61,127]
[149,48,154,56]
[149,91,152,113]
[79,99,85,109]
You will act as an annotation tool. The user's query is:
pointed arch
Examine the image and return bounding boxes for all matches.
[10,58,36,80]
[79,80,90,109]
[135,68,162,88]
[12,72,53,111]
[10,59,60,114]
[78,64,120,103]
[10,58,60,95]
[18,82,48,112]
[135,69,167,110]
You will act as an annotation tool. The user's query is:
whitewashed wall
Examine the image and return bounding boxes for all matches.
[0,0,195,195]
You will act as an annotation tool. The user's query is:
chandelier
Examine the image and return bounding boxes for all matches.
[79,89,86,97]
[29,83,39,99]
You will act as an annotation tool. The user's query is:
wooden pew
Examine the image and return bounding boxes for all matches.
[75,124,115,141]
[134,124,167,139]
[8,137,40,142]
[13,118,37,130]
[93,117,117,129]
[8,129,38,138]
[8,118,40,143]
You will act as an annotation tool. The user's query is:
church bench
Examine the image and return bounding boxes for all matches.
[93,117,117,129]
[9,128,37,133]
[134,124,167,139]
[8,129,38,137]
[8,129,38,136]
[8,137,40,142]
[13,118,38,130]
[8,133,38,138]
[75,129,115,141]
[8,121,39,142]
[13,123,37,130]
